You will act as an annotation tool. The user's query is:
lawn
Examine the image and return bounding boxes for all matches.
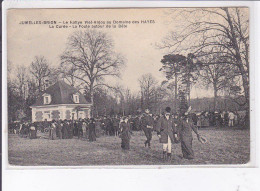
[8,127,250,166]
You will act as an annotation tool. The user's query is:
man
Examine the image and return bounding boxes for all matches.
[156,107,178,160]
[56,120,63,139]
[141,108,154,148]
[77,119,83,138]
[112,116,120,136]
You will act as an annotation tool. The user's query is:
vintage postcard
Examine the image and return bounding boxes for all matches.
[6,7,250,166]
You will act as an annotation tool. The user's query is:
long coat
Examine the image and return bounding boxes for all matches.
[29,126,37,139]
[56,121,62,139]
[88,122,96,142]
[49,123,57,140]
[62,122,69,139]
[156,116,177,143]
[179,118,199,159]
[141,114,154,141]
[120,121,131,150]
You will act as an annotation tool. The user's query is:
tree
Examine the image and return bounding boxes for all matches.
[198,53,237,110]
[138,73,158,112]
[160,8,249,108]
[30,56,51,93]
[61,30,125,107]
[160,53,201,107]
[16,66,28,99]
[160,54,185,112]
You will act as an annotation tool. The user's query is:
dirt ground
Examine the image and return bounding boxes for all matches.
[8,127,250,166]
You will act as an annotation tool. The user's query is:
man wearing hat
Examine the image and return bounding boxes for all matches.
[156,107,178,160]
[140,108,154,148]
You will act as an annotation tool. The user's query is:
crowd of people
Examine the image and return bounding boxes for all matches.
[9,107,248,161]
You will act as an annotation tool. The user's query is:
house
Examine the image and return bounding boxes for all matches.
[30,81,92,122]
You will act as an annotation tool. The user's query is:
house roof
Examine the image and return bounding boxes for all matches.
[31,81,90,107]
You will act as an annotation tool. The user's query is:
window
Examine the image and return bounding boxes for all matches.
[44,111,51,120]
[73,94,80,103]
[45,97,49,104]
[43,93,51,104]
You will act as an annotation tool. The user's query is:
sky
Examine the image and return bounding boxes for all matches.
[7,8,213,98]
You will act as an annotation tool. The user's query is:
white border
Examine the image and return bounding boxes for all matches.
[2,1,257,170]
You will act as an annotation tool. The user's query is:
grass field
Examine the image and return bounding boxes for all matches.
[8,127,250,166]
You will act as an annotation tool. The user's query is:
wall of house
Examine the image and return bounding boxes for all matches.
[32,105,91,122]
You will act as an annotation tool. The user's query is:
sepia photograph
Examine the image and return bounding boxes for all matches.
[6,7,250,166]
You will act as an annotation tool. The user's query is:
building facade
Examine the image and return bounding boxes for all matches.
[30,81,92,122]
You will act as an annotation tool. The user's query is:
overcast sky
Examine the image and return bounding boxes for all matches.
[7,8,213,98]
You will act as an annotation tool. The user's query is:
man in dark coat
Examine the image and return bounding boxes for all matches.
[62,120,69,139]
[77,119,83,139]
[112,117,120,136]
[56,120,63,139]
[68,120,74,139]
[88,118,96,142]
[156,107,178,160]
[141,109,154,148]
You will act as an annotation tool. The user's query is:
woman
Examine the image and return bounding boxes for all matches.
[29,122,37,139]
[49,120,57,140]
[179,112,202,160]
[119,117,131,150]
[82,120,87,139]
[88,118,96,142]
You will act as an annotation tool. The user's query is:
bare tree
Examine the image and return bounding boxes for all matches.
[138,73,158,111]
[61,30,125,105]
[60,65,76,86]
[159,8,249,107]
[199,54,237,110]
[16,66,28,99]
[30,56,51,93]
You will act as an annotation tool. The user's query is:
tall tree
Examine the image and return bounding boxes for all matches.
[160,53,201,107]
[160,54,185,112]
[138,73,158,112]
[30,56,51,93]
[160,8,249,107]
[198,53,237,110]
[61,30,125,107]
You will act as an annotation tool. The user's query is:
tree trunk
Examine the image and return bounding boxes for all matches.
[38,79,41,93]
[224,8,249,109]
[213,83,218,111]
[89,82,94,117]
[174,73,178,113]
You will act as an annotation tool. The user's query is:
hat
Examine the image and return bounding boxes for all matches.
[165,107,171,113]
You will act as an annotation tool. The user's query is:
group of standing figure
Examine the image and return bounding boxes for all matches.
[118,106,204,161]
[11,105,205,161]
[138,106,203,160]
[48,118,97,142]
